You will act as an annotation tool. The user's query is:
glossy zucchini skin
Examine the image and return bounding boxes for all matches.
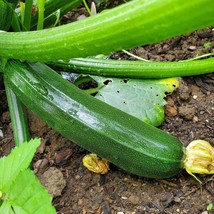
[4,60,185,179]
[0,0,214,62]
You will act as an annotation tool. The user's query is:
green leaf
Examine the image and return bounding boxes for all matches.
[0,138,41,192]
[93,76,179,126]
[7,169,56,214]
[0,201,14,214]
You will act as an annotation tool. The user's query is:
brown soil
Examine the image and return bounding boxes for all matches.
[0,5,214,214]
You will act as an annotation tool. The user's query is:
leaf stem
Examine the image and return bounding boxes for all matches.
[82,0,92,16]
[122,49,150,62]
[37,0,45,30]
[23,0,33,31]
[4,82,30,146]
[179,52,214,62]
[11,12,21,32]
[29,0,82,29]
[50,57,214,79]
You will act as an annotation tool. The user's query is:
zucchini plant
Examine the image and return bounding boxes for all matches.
[0,0,214,189]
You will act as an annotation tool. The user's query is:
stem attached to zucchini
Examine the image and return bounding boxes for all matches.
[51,57,214,78]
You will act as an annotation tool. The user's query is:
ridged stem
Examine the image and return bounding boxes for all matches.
[51,57,214,78]
[23,0,33,31]
[38,0,83,29]
[31,0,82,29]
[37,0,45,30]
[4,82,30,146]
[11,12,21,32]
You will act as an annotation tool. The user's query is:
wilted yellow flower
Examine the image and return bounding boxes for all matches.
[184,140,214,182]
[82,154,109,174]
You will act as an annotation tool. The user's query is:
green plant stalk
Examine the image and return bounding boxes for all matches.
[52,57,214,78]
[37,0,45,30]
[82,0,92,16]
[4,82,30,146]
[11,12,21,32]
[19,1,25,25]
[23,0,33,31]
[1,0,214,62]
[30,0,82,29]
[36,0,83,29]
[14,0,82,29]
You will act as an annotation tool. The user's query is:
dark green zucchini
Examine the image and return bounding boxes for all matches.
[4,60,185,179]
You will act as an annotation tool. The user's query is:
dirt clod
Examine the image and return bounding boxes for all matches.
[128,195,140,205]
[178,105,196,120]
[37,167,66,198]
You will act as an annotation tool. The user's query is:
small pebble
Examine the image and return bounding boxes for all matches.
[193,116,199,122]
[75,174,81,180]
[121,196,128,200]
[193,95,198,99]
[174,197,181,203]
[0,129,3,139]
[128,195,140,205]
[188,45,196,51]
[200,111,205,115]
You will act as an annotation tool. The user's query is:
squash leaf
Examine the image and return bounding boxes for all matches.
[0,201,14,214]
[92,76,179,126]
[0,138,56,213]
[4,169,56,214]
[0,138,41,192]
